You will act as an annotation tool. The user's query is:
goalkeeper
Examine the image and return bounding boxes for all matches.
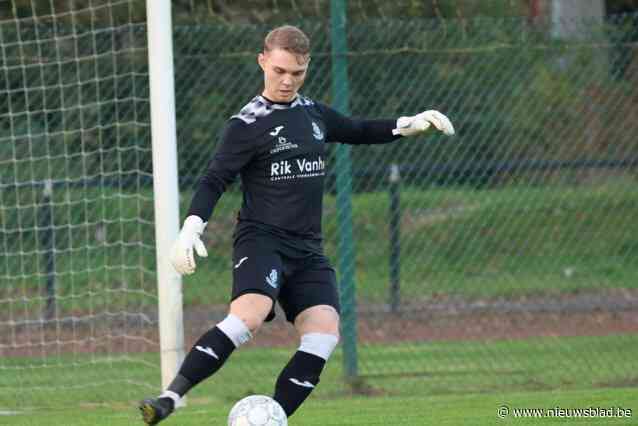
[139,25,454,424]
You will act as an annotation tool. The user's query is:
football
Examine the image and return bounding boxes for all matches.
[228,395,288,426]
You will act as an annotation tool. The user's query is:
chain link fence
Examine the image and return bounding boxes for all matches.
[174,14,638,394]
[1,0,637,409]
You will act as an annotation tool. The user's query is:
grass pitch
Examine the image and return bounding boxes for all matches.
[3,388,636,425]
[2,334,637,425]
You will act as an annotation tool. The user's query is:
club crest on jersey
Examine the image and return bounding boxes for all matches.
[312,122,324,141]
[270,135,299,154]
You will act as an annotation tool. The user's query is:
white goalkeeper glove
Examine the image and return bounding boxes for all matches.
[170,215,208,275]
[392,110,455,137]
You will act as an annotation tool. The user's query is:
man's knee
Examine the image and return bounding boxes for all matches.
[233,313,265,334]
[293,305,340,361]
[294,305,340,337]
[229,292,273,333]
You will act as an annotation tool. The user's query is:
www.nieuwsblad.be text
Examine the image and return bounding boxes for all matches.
[498,405,632,419]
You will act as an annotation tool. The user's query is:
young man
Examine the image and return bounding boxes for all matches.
[139,25,454,424]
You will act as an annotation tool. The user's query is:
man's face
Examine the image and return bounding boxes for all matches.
[258,48,309,103]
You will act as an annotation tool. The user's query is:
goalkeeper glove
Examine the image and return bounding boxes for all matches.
[392,110,455,137]
[170,215,208,275]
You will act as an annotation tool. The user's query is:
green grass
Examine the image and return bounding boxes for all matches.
[3,388,637,425]
[2,180,638,312]
[346,183,638,299]
[190,180,638,303]
[1,334,637,424]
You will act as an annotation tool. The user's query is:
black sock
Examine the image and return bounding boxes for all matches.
[273,350,326,417]
[167,326,236,397]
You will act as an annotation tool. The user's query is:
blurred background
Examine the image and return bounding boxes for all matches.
[1,0,637,423]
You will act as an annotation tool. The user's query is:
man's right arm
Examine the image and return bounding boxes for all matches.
[171,119,254,275]
[187,119,255,222]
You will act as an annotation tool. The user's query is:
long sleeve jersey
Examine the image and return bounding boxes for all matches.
[188,94,401,250]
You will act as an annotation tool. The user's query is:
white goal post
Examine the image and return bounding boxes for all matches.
[146,0,185,390]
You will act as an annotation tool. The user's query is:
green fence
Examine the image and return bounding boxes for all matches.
[174,11,638,399]
[1,0,637,411]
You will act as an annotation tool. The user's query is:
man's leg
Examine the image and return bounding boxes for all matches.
[139,293,272,425]
[273,305,339,417]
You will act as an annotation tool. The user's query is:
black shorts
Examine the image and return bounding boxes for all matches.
[231,234,340,323]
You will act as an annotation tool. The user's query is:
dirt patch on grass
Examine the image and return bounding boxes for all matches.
[2,291,637,357]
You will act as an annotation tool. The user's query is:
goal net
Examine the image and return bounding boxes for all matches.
[0,0,158,409]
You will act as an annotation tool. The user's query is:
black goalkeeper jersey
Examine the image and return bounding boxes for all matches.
[187,94,400,252]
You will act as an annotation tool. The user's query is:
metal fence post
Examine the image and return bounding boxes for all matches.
[389,164,401,313]
[331,0,358,383]
[40,180,56,321]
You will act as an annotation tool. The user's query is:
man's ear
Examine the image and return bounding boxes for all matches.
[257,52,266,71]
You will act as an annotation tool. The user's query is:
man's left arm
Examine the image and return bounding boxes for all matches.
[317,103,454,145]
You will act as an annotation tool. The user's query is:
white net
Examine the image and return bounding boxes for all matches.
[0,0,158,409]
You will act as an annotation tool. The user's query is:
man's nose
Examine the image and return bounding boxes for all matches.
[281,75,293,86]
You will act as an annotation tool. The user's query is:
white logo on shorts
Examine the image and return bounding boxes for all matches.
[266,269,278,288]
[234,257,248,269]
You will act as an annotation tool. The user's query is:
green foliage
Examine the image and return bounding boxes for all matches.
[165,15,638,188]
[2,12,637,186]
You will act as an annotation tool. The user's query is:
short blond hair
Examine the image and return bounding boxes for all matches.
[264,25,310,59]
